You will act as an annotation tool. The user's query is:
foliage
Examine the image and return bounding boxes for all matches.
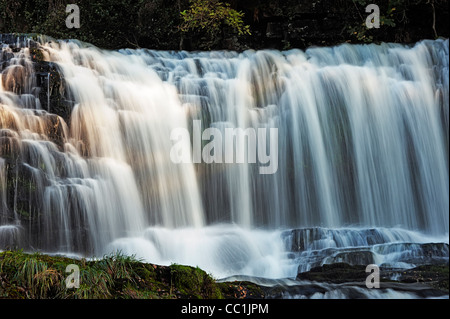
[0,250,232,299]
[0,0,176,49]
[347,0,442,43]
[180,0,251,37]
[0,0,447,50]
[136,0,185,49]
[347,0,400,42]
[0,250,66,298]
[0,250,140,298]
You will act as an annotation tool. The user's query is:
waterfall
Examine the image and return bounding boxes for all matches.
[0,36,448,279]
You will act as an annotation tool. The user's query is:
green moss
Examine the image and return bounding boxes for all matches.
[169,264,223,299]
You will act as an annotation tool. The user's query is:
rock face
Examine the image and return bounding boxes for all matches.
[1,35,74,251]
[0,35,74,123]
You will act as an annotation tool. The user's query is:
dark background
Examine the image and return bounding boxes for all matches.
[0,0,449,51]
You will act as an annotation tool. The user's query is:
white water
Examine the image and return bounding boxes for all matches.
[106,225,293,279]
[0,36,448,286]
[105,224,448,279]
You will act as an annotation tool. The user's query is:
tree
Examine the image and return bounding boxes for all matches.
[180,0,250,48]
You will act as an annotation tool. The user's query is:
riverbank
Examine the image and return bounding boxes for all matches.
[1,250,448,299]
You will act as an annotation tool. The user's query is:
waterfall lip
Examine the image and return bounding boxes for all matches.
[283,226,450,243]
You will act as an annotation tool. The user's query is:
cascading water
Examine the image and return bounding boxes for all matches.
[0,35,448,294]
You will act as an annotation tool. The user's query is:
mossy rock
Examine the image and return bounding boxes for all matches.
[218,280,265,299]
[397,264,449,291]
[0,251,233,299]
[169,264,222,299]
[29,48,45,62]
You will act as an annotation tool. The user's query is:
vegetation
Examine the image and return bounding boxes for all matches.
[0,250,261,299]
[347,0,445,42]
[1,250,447,299]
[0,0,447,50]
[0,0,172,49]
[180,0,250,48]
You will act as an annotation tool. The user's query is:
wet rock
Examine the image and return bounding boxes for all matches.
[383,264,449,291]
[0,34,39,49]
[324,250,375,266]
[33,61,74,124]
[295,261,449,295]
[1,35,75,123]
[1,65,26,94]
[296,262,368,283]
[283,227,401,252]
